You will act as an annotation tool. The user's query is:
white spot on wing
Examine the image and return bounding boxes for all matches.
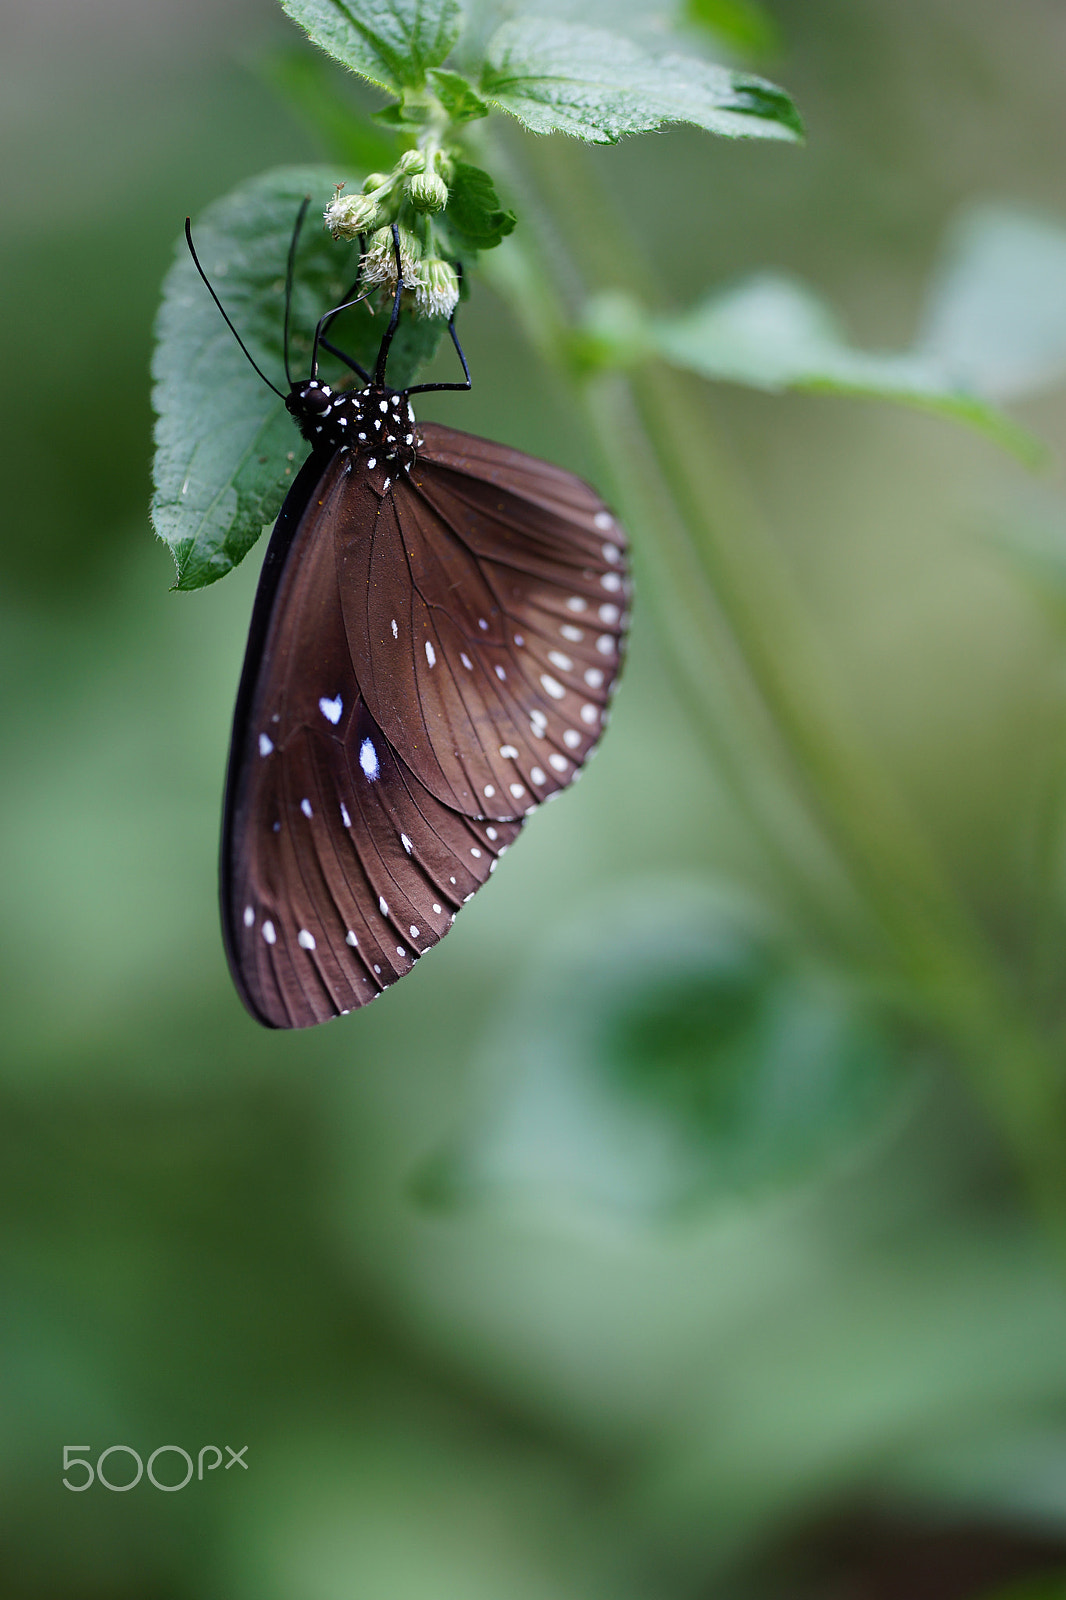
[495,664,506,681]
[298,929,316,950]
[584,667,605,688]
[601,572,622,593]
[548,651,572,672]
[566,597,587,613]
[391,618,398,639]
[540,673,565,699]
[509,782,525,798]
[379,896,389,916]
[460,652,473,670]
[346,931,358,946]
[560,624,583,643]
[603,541,621,563]
[581,703,599,725]
[531,767,546,785]
[599,603,620,625]
[549,752,569,772]
[300,798,313,818]
[563,729,581,749]
[499,744,518,759]
[597,634,615,656]
[425,639,436,667]
[340,802,351,828]
[258,733,274,757]
[401,833,412,854]
[262,921,277,945]
[243,906,254,928]
[319,694,343,724]
[359,738,380,781]
[594,510,613,530]
[484,785,495,798]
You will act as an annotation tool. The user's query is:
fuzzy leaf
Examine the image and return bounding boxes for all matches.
[151,166,446,592]
[277,0,462,92]
[428,67,490,121]
[440,162,516,253]
[479,17,802,144]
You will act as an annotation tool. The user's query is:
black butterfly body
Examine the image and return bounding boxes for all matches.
[220,370,631,1028]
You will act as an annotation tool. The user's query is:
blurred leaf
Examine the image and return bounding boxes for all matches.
[628,275,1044,460]
[419,882,903,1220]
[428,66,490,121]
[479,18,803,144]
[440,161,516,253]
[276,0,462,92]
[918,205,1066,402]
[256,45,401,168]
[151,166,446,591]
[682,0,780,59]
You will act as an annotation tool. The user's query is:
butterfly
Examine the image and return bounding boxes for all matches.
[186,209,630,1028]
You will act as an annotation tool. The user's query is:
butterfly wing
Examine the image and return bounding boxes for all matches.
[342,423,631,822]
[221,451,523,1029]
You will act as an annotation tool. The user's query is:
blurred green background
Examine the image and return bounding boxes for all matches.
[6,0,1066,1595]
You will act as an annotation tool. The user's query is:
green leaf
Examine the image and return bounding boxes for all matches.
[256,44,401,168]
[151,166,446,592]
[683,0,781,59]
[640,275,1044,461]
[918,205,1066,403]
[479,17,802,144]
[427,67,489,121]
[439,161,516,254]
[417,884,902,1220]
[277,0,462,93]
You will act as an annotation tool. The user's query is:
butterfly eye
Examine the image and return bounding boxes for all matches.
[295,384,331,414]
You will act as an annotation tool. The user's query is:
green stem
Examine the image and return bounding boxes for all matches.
[477,128,1066,1246]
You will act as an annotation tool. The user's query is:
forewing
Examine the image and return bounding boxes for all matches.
[345,423,631,821]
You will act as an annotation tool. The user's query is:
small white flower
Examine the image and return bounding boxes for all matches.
[360,225,423,294]
[414,258,460,319]
[325,190,381,239]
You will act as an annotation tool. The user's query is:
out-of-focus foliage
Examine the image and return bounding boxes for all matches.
[7,1,1066,1598]
[421,882,901,1217]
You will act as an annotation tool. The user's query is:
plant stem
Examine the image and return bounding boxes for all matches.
[477,127,1066,1246]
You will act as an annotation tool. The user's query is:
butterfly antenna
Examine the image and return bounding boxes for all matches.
[185,218,285,399]
[283,196,311,389]
[374,225,407,388]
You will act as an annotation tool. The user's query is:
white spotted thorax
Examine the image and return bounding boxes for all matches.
[285,378,418,496]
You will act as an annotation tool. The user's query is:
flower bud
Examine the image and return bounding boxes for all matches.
[361,171,390,193]
[324,190,381,239]
[408,171,449,214]
[361,225,423,295]
[415,257,460,320]
[398,148,426,175]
